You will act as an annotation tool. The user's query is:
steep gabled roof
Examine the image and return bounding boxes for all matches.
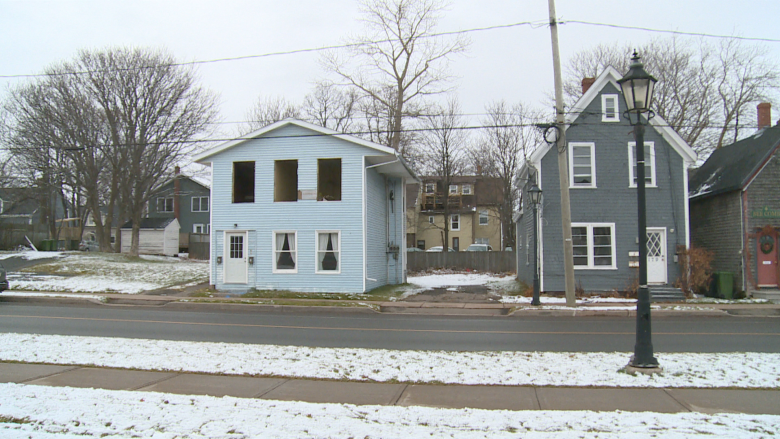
[529,66,697,165]
[689,124,780,200]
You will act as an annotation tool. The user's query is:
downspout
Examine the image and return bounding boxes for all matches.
[741,190,747,293]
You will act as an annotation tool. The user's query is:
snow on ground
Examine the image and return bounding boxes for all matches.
[2,383,777,438]
[407,272,503,288]
[0,291,106,301]
[2,333,778,389]
[0,250,65,261]
[6,252,207,294]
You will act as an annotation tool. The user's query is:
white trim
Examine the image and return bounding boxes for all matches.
[479,209,489,225]
[683,160,691,250]
[569,142,596,188]
[362,157,367,292]
[462,184,472,195]
[425,182,435,194]
[571,223,617,270]
[193,224,205,233]
[538,165,544,293]
[450,214,460,231]
[449,184,458,194]
[223,230,249,284]
[601,94,620,122]
[194,118,397,163]
[191,196,209,212]
[272,230,298,274]
[428,216,434,224]
[628,142,657,188]
[315,230,341,274]
[209,173,213,286]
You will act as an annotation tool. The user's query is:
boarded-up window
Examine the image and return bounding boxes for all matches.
[318,158,341,201]
[274,160,298,202]
[232,162,255,203]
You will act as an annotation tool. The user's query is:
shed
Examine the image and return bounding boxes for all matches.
[120,218,180,256]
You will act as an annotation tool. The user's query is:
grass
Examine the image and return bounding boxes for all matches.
[236,283,413,302]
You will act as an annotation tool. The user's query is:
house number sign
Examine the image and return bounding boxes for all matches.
[751,206,780,219]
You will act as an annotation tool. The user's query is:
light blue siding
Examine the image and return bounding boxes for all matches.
[208,124,401,293]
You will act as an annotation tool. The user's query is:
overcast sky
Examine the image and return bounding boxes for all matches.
[2,0,778,139]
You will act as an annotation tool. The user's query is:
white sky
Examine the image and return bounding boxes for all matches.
[1,0,778,138]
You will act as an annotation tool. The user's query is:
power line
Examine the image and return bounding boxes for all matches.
[565,20,780,43]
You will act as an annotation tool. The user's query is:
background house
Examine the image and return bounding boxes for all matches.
[406,176,503,251]
[194,119,415,293]
[0,187,77,249]
[516,67,696,294]
[147,168,210,253]
[689,103,780,299]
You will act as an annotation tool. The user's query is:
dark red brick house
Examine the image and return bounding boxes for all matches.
[689,103,780,300]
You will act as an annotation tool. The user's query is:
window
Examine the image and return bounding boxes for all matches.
[191,196,209,212]
[449,185,458,194]
[273,231,297,272]
[628,142,656,187]
[569,142,596,188]
[317,158,342,201]
[157,197,174,212]
[0,198,4,213]
[316,231,340,273]
[273,160,298,202]
[417,240,425,250]
[479,210,489,225]
[233,161,255,203]
[572,223,616,269]
[602,94,620,122]
[462,184,472,195]
[425,183,435,194]
[193,224,205,234]
[428,216,435,224]
[475,238,489,245]
[450,214,460,231]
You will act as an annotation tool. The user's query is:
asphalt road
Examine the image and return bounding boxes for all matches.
[1,302,779,352]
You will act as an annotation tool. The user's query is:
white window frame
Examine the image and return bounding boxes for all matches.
[428,216,434,224]
[628,142,657,188]
[601,94,620,122]
[450,214,460,231]
[315,230,341,274]
[449,184,458,194]
[157,196,174,212]
[569,142,596,188]
[425,183,435,194]
[479,209,489,225]
[272,231,298,274]
[191,196,209,212]
[571,223,616,270]
[193,224,205,234]
[462,184,472,195]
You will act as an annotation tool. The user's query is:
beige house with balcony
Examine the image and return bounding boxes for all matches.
[406,176,503,251]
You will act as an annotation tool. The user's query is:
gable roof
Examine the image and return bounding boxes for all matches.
[194,118,398,163]
[121,217,178,230]
[529,66,697,165]
[151,174,210,196]
[689,124,780,200]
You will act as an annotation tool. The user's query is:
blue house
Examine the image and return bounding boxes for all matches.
[516,67,697,294]
[194,119,416,293]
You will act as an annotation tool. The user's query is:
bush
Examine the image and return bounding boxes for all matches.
[675,246,714,296]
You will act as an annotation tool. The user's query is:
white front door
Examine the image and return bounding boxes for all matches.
[646,228,667,284]
[224,232,247,284]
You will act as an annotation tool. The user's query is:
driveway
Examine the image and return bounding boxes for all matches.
[0,256,61,273]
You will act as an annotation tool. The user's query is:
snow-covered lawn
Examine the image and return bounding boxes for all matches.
[4,252,207,294]
[2,333,778,389]
[2,383,777,438]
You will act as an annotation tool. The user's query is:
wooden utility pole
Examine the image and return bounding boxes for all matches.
[547,0,576,307]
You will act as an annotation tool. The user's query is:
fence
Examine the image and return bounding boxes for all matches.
[188,233,210,260]
[407,251,516,273]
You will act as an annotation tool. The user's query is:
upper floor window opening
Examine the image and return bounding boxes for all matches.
[274,160,298,202]
[462,184,472,195]
[628,142,657,188]
[157,197,174,212]
[449,184,458,194]
[233,161,255,203]
[317,158,342,201]
[425,183,435,194]
[191,196,209,212]
[569,142,596,188]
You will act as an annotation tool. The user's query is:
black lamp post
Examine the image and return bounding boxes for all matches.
[617,51,660,370]
[529,183,543,306]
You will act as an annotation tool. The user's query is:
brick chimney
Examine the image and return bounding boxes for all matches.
[173,166,181,221]
[758,102,771,130]
[582,77,595,95]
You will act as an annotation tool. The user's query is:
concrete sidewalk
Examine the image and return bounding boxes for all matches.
[2,361,779,414]
[4,291,780,317]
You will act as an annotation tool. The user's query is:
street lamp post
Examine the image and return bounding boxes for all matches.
[529,183,543,306]
[617,51,660,371]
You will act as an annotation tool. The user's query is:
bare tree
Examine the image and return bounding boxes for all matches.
[241,95,300,135]
[322,0,468,156]
[564,37,778,157]
[302,81,360,133]
[473,101,542,250]
[419,98,467,256]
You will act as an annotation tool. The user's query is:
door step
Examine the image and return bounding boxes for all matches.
[650,286,686,303]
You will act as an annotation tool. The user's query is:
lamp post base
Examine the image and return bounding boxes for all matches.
[625,363,664,376]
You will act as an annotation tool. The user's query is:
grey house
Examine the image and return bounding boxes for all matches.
[148,170,210,251]
[516,67,697,293]
[689,104,780,298]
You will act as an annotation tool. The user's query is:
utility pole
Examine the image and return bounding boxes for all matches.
[547,0,576,307]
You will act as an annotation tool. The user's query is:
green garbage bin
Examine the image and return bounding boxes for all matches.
[39,240,50,251]
[716,271,733,299]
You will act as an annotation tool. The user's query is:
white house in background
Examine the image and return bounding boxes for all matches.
[120,218,180,256]
[193,119,417,293]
